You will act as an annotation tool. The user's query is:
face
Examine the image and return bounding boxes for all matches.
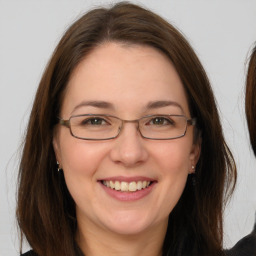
[53,42,200,237]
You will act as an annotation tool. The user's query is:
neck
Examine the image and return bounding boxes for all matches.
[76,218,168,256]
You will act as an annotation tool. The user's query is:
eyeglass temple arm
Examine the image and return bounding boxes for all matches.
[58,118,70,128]
[188,118,197,126]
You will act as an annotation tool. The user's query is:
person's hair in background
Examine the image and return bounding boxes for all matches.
[16,2,236,256]
[224,44,256,256]
[246,44,256,156]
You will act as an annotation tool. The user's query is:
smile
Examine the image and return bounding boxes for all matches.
[102,180,152,192]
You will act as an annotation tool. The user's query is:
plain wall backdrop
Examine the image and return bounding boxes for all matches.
[1,0,256,255]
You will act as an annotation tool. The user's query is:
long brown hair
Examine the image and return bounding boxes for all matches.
[245,45,256,156]
[17,2,236,256]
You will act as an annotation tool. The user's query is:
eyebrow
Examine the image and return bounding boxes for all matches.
[72,100,114,113]
[146,100,184,111]
[72,100,183,113]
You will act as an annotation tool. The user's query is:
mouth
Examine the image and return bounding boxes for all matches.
[101,180,154,192]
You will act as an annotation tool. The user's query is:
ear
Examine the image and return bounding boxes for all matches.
[188,138,201,174]
[52,127,61,165]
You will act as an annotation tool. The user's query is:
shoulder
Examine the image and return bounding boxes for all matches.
[224,233,256,256]
[20,250,38,256]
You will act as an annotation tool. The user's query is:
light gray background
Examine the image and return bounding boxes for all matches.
[1,0,256,255]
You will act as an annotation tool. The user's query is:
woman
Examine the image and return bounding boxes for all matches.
[17,2,236,256]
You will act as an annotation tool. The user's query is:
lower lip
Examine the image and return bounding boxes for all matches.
[99,182,156,201]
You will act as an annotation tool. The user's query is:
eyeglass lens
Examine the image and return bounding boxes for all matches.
[68,114,189,140]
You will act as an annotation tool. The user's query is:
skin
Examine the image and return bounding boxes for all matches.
[53,42,201,256]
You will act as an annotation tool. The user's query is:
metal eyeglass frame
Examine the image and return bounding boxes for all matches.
[58,114,197,141]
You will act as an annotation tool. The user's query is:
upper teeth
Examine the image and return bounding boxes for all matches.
[103,180,151,192]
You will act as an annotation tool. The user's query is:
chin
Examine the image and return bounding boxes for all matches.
[105,222,151,236]
[100,210,162,236]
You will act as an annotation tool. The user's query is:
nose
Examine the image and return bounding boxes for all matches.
[109,122,149,167]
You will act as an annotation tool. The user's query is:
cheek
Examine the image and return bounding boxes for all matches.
[158,145,190,193]
[59,139,111,205]
[152,142,191,213]
[150,139,192,175]
[59,137,109,180]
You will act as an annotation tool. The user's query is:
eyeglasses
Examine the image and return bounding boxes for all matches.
[58,114,196,140]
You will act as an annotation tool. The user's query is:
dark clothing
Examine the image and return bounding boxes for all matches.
[225,220,256,256]
[21,224,256,256]
[225,233,256,256]
[20,250,37,256]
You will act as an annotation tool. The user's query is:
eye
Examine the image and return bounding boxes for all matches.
[148,116,174,126]
[80,117,109,126]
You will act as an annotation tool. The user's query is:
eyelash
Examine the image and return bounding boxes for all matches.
[78,116,176,126]
[147,117,174,126]
[80,117,110,125]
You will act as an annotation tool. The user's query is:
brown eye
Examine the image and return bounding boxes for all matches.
[149,117,174,126]
[80,117,108,126]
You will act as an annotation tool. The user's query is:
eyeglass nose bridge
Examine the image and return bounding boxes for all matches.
[116,118,143,139]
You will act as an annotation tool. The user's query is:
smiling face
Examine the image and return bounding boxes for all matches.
[53,42,200,238]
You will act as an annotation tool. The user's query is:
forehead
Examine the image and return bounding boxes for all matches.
[61,42,190,117]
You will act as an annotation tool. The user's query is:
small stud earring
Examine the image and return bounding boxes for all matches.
[191,166,197,187]
[57,161,61,172]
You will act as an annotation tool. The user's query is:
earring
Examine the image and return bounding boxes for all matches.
[57,161,61,172]
[191,165,196,186]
